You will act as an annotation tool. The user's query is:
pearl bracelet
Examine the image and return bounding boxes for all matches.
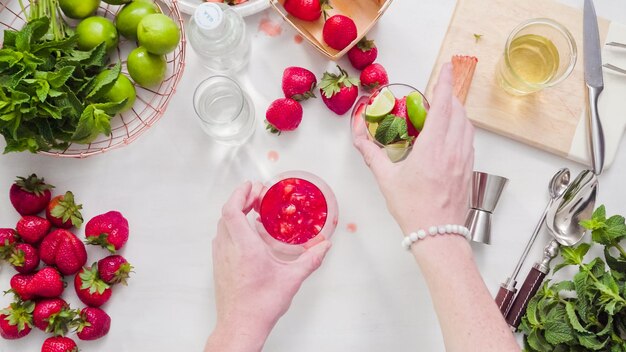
[402,224,470,250]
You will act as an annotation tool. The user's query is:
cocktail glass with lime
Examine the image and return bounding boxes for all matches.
[351,83,429,162]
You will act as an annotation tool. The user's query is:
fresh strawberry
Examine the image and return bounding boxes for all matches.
[348,37,378,70]
[319,65,360,115]
[265,98,303,134]
[9,243,40,274]
[33,298,77,335]
[16,215,51,245]
[10,174,54,215]
[322,15,357,51]
[98,255,133,285]
[42,336,79,352]
[360,63,389,90]
[76,307,111,341]
[0,228,18,260]
[284,0,331,21]
[46,192,83,229]
[0,300,34,340]
[10,273,34,301]
[75,264,112,307]
[11,267,65,300]
[40,229,87,275]
[282,66,317,101]
[391,97,419,138]
[85,211,129,253]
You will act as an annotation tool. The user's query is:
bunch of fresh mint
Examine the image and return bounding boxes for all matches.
[0,17,126,153]
[520,205,626,351]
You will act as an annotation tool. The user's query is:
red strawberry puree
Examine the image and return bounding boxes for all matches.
[260,178,328,245]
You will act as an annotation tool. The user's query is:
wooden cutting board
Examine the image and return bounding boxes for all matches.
[426,0,626,168]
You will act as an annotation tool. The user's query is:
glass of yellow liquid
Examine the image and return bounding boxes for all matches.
[497,18,577,95]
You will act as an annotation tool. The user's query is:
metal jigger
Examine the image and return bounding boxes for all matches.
[465,171,509,244]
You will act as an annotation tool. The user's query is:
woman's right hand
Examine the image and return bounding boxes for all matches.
[354,63,475,236]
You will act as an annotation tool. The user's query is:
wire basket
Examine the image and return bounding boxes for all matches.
[0,0,186,158]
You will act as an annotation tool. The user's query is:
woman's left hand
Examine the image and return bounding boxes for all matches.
[206,182,332,352]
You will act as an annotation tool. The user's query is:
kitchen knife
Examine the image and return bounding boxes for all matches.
[584,0,605,175]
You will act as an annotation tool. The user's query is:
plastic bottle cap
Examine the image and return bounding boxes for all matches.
[194,3,224,31]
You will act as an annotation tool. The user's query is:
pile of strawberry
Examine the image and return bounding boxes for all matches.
[266,35,388,134]
[0,174,132,352]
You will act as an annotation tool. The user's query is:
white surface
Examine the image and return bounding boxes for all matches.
[178,0,270,17]
[1,0,626,351]
[568,21,626,168]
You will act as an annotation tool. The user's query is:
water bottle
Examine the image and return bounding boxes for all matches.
[187,3,251,73]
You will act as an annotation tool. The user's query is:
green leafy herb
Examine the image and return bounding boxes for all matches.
[0,17,122,153]
[520,205,626,351]
[374,114,411,145]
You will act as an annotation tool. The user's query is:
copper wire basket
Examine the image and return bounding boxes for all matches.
[0,0,186,158]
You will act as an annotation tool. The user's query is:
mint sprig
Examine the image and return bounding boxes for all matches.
[374,115,411,145]
[519,205,626,351]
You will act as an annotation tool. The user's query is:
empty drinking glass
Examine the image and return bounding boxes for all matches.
[193,75,255,145]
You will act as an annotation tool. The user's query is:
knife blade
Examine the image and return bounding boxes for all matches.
[583,0,605,175]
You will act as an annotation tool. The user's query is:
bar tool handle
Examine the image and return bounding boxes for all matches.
[505,265,547,328]
[495,285,516,316]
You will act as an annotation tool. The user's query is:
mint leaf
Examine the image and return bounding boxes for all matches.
[565,301,587,333]
[526,329,552,352]
[47,66,75,88]
[578,334,608,350]
[375,115,409,145]
[544,305,575,345]
[561,243,591,266]
[86,62,120,100]
[526,296,541,327]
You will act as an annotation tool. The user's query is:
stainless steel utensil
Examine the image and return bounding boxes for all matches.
[603,63,626,75]
[495,168,570,316]
[464,171,508,244]
[584,0,606,175]
[505,170,598,328]
[607,41,626,49]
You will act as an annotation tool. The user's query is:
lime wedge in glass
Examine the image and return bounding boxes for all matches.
[384,140,411,162]
[365,88,396,123]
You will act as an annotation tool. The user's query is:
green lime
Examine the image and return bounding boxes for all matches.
[115,1,160,40]
[406,91,428,131]
[59,0,100,19]
[103,74,136,113]
[137,14,180,55]
[365,87,395,123]
[76,16,119,52]
[385,140,411,162]
[127,46,166,87]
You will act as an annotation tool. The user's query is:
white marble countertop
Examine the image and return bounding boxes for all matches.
[2,0,626,351]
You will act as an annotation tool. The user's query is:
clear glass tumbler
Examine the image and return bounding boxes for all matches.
[350,83,429,163]
[255,171,339,260]
[193,75,255,145]
[496,18,577,96]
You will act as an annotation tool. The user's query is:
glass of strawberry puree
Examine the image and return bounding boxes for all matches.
[255,171,338,259]
[351,83,430,163]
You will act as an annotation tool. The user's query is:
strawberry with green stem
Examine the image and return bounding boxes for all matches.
[0,300,34,339]
[282,66,317,101]
[348,37,378,70]
[265,98,303,135]
[98,255,133,285]
[33,298,78,336]
[0,229,18,260]
[46,192,83,229]
[10,267,65,301]
[319,65,360,115]
[284,0,332,22]
[75,307,111,341]
[85,211,129,253]
[10,174,54,216]
[75,264,112,307]
[9,243,40,274]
